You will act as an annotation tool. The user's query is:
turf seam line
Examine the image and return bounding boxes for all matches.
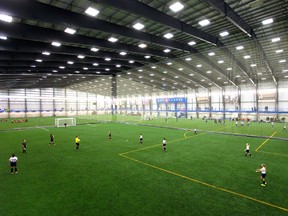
[119,154,288,212]
[257,150,288,157]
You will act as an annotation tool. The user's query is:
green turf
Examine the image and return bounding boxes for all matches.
[0,116,287,215]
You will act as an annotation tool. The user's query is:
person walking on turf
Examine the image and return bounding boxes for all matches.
[9,154,18,174]
[75,135,80,150]
[256,164,267,186]
[244,143,251,157]
[162,138,167,151]
[22,139,27,153]
[139,133,143,144]
[283,123,287,131]
[50,134,55,146]
[108,131,112,141]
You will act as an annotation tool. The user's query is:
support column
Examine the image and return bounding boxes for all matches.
[222,88,226,120]
[40,88,43,117]
[76,90,79,116]
[65,88,68,117]
[24,89,27,118]
[255,85,259,121]
[275,83,279,120]
[86,92,88,115]
[7,89,11,119]
[237,86,241,119]
[111,74,117,121]
[53,88,56,117]
[208,89,212,118]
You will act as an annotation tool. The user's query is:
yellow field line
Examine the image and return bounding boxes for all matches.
[257,150,288,157]
[255,132,277,152]
[119,153,288,212]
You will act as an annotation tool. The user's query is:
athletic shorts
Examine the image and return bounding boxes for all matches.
[246,150,250,153]
[10,162,17,167]
[76,143,79,146]
[261,173,266,178]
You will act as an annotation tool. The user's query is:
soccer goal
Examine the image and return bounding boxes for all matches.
[55,118,76,127]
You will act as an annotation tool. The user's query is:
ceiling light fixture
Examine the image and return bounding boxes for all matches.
[244,55,250,59]
[219,31,229,37]
[163,33,174,39]
[198,19,210,26]
[236,46,244,50]
[85,7,100,17]
[91,47,99,52]
[169,2,184,12]
[188,41,196,46]
[262,18,273,25]
[133,22,145,30]
[67,61,74,64]
[42,51,50,55]
[138,43,147,48]
[105,58,111,61]
[275,49,283,53]
[108,37,118,42]
[51,41,61,47]
[164,49,171,53]
[0,14,13,23]
[35,59,42,62]
[119,51,127,55]
[77,55,85,59]
[208,52,215,56]
[0,35,7,40]
[64,27,76,34]
[271,37,280,42]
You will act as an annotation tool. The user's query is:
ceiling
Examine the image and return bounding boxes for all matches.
[0,0,287,96]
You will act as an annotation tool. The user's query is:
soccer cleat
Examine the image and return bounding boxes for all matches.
[261,184,266,186]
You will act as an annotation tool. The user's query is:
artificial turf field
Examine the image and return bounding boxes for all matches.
[0,116,288,216]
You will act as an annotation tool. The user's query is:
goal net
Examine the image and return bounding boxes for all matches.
[55,118,76,127]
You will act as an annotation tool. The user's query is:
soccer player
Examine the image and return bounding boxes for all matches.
[108,131,112,141]
[50,134,55,146]
[194,129,197,135]
[9,154,18,174]
[75,135,80,150]
[235,121,238,127]
[64,123,67,128]
[244,143,251,157]
[241,120,244,127]
[162,138,167,151]
[139,133,143,144]
[283,123,287,131]
[271,121,274,128]
[256,164,267,186]
[22,139,27,153]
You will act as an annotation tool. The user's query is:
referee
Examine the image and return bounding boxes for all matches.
[9,154,18,174]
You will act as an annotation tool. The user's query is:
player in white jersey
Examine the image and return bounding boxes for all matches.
[244,143,252,157]
[139,133,143,144]
[256,164,267,186]
[162,138,167,151]
[9,154,18,174]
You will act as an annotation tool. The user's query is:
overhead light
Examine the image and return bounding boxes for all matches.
[129,60,135,63]
[108,37,118,42]
[164,49,171,53]
[282,69,288,73]
[133,22,145,30]
[227,68,232,71]
[196,64,202,67]
[91,47,99,52]
[151,66,156,69]
[206,71,212,73]
[250,64,257,67]
[188,41,196,46]
[83,67,88,70]
[219,31,229,37]
[105,58,111,61]
[85,7,100,17]
[169,2,184,12]
[178,68,183,71]
[59,66,65,69]
[217,77,222,79]
[218,60,224,64]
[35,59,42,62]
[163,71,167,74]
[185,57,192,61]
[0,14,13,23]
[75,71,80,73]
[236,45,244,50]
[51,41,61,47]
[279,59,286,63]
[119,51,127,55]
[138,43,147,48]
[271,37,280,42]
[138,69,143,72]
[198,19,210,26]
[105,68,110,71]
[262,18,273,25]
[144,55,151,59]
[167,62,172,65]
[42,51,50,55]
[52,70,58,73]
[257,72,262,75]
[163,33,174,39]
[67,61,74,64]
[78,55,85,59]
[93,63,99,66]
[0,35,7,40]
[64,27,76,34]
[275,49,283,53]
[208,52,215,56]
[30,65,36,68]
[116,64,121,68]
[244,55,250,59]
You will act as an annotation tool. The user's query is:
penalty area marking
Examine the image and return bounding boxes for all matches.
[119,153,288,212]
[37,127,50,132]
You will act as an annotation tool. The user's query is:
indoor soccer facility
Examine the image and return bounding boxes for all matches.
[0,0,288,215]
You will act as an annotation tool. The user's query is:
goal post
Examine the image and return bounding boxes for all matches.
[55,118,77,127]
